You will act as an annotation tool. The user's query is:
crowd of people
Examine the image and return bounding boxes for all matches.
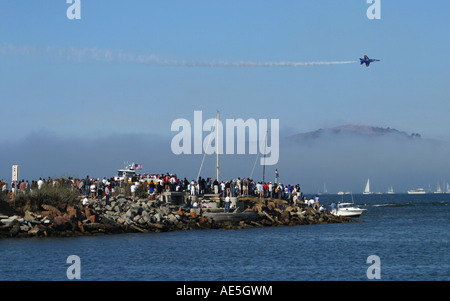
[0,172,327,210]
[137,174,305,202]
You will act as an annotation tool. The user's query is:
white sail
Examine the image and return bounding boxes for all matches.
[387,185,394,194]
[363,179,373,194]
[434,182,442,194]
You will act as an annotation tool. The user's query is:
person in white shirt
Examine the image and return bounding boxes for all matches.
[130,183,137,200]
[37,178,44,190]
[224,196,230,213]
[220,181,226,197]
[190,180,196,196]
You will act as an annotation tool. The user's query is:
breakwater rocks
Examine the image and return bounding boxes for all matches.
[0,196,356,239]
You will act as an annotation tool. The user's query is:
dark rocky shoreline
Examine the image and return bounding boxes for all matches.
[0,195,357,239]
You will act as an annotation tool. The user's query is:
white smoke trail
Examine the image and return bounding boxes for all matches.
[174,60,358,67]
[0,43,357,67]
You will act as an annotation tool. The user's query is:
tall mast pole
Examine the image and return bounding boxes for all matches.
[262,129,268,183]
[216,111,220,183]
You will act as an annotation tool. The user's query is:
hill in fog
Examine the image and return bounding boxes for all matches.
[278,125,450,193]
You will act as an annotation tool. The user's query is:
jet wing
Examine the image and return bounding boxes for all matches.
[366,62,370,67]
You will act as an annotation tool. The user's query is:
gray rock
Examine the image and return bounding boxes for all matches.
[141,215,150,224]
[154,213,162,222]
[125,209,135,218]
[158,206,171,216]
[1,218,12,226]
[20,225,30,232]
[28,225,41,235]
[167,214,177,222]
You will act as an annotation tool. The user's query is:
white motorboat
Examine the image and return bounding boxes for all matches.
[331,194,366,218]
[332,202,367,218]
[407,188,426,194]
[116,162,137,182]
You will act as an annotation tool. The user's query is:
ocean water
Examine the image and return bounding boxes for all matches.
[0,194,448,281]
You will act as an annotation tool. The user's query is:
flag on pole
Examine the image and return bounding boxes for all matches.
[135,164,142,170]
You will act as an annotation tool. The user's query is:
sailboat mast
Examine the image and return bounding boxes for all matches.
[216,111,220,183]
[262,129,268,183]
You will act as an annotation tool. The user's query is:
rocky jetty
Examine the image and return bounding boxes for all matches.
[0,195,356,239]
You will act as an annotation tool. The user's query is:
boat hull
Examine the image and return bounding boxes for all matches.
[407,191,426,194]
[333,209,366,218]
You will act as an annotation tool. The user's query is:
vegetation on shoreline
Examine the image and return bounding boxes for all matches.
[1,186,80,216]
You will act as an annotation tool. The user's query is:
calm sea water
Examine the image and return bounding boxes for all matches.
[0,194,448,281]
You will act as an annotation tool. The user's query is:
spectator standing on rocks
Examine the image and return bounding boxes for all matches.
[82,197,89,206]
[78,179,84,194]
[224,195,230,213]
[314,194,319,210]
[1,181,7,193]
[85,176,91,196]
[105,184,111,206]
[97,179,103,201]
[331,201,336,213]
[220,181,225,197]
[37,178,44,190]
[130,182,137,200]
[19,180,26,194]
[190,180,196,196]
[213,178,219,194]
[90,181,96,199]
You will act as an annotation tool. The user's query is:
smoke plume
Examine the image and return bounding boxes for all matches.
[0,43,357,67]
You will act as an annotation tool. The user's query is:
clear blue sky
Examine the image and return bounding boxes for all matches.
[0,1,449,187]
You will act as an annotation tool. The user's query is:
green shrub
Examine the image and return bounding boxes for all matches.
[12,186,80,213]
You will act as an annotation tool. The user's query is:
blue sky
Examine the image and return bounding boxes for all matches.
[0,1,449,188]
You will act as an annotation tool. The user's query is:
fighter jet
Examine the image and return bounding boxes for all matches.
[360,55,380,67]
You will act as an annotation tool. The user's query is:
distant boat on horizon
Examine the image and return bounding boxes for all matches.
[407,188,426,194]
[387,185,395,194]
[318,183,328,195]
[434,183,443,194]
[363,179,373,195]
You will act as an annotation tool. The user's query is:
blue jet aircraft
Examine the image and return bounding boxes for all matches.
[360,55,380,67]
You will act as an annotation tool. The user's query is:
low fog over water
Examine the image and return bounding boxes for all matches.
[1,125,449,194]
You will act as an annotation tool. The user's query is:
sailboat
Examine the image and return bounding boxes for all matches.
[387,185,395,194]
[434,183,443,194]
[446,183,450,194]
[318,183,328,195]
[363,179,373,195]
